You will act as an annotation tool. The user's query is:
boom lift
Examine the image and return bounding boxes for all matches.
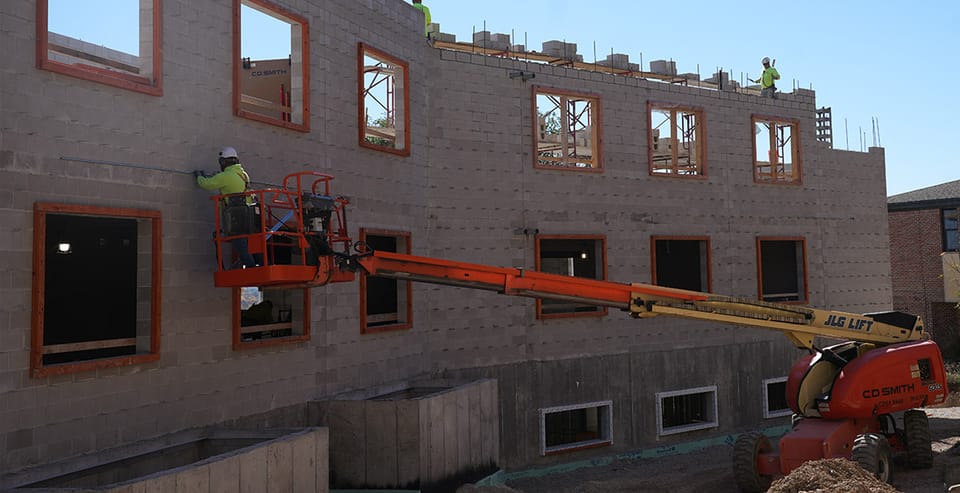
[210,173,949,491]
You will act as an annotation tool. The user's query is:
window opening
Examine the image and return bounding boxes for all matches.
[754,116,800,183]
[649,104,705,176]
[763,377,791,418]
[236,0,309,131]
[235,286,309,348]
[539,401,613,455]
[360,230,412,333]
[534,87,601,170]
[942,208,958,252]
[39,0,162,95]
[657,386,719,436]
[32,204,161,377]
[536,236,606,318]
[758,238,807,303]
[652,237,710,292]
[359,44,410,155]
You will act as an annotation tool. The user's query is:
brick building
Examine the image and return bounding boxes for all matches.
[888,181,960,358]
[1,0,894,489]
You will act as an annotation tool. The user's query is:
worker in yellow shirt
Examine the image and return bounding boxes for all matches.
[195,147,258,269]
[412,0,431,38]
[758,57,780,99]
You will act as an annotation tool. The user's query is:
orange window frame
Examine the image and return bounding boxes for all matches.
[233,0,310,132]
[532,86,603,172]
[232,287,311,350]
[535,234,608,320]
[756,236,809,304]
[650,236,712,292]
[358,43,411,156]
[359,228,413,333]
[647,102,707,177]
[31,203,162,378]
[752,115,801,184]
[36,0,163,95]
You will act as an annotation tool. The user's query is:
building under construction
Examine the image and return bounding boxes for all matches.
[0,0,892,490]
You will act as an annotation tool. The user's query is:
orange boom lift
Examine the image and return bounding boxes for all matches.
[210,172,949,491]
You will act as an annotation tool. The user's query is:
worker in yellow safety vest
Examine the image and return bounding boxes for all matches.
[195,147,258,269]
[759,57,780,99]
[412,0,431,38]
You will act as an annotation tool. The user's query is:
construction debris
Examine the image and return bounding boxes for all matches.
[767,458,901,493]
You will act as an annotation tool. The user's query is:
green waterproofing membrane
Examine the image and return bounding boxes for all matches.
[477,425,791,485]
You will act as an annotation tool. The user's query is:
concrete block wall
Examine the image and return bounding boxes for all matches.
[1,0,893,479]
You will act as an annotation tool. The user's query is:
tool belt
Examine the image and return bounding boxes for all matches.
[222,195,261,236]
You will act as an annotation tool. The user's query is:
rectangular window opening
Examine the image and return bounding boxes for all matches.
[359,44,410,155]
[235,286,309,348]
[657,386,719,436]
[360,229,412,333]
[536,236,607,319]
[758,238,808,303]
[236,0,309,131]
[652,237,711,292]
[942,208,958,252]
[539,401,613,455]
[39,0,162,95]
[33,204,161,377]
[754,116,800,183]
[763,377,791,418]
[534,87,601,170]
[649,104,705,176]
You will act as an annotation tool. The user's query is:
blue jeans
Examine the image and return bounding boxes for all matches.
[761,87,777,99]
[230,238,258,269]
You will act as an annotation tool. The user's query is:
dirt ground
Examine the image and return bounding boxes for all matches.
[467,405,960,493]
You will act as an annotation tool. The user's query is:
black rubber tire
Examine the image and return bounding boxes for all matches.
[733,431,774,493]
[852,433,894,484]
[904,409,934,468]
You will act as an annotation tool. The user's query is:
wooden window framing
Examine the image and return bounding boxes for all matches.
[31,203,161,377]
[358,43,411,156]
[756,236,809,304]
[762,376,792,419]
[359,228,413,333]
[232,286,310,350]
[753,115,801,184]
[37,0,163,95]
[656,385,719,436]
[539,400,613,456]
[533,86,602,171]
[535,234,608,319]
[234,0,310,132]
[650,236,712,292]
[648,103,706,177]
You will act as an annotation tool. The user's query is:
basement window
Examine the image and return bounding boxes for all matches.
[539,401,613,455]
[234,286,310,349]
[657,386,719,436]
[763,377,791,418]
[359,43,410,156]
[649,103,705,176]
[942,208,958,252]
[652,237,711,292]
[754,116,801,183]
[757,237,808,303]
[39,0,162,95]
[235,0,309,132]
[31,203,161,377]
[536,235,607,319]
[360,229,412,333]
[534,86,602,171]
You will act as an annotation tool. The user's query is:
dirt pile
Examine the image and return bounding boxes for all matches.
[768,458,900,493]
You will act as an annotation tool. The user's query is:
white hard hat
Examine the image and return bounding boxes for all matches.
[761,57,770,65]
[219,146,239,159]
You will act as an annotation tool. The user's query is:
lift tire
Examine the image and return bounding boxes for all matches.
[904,409,934,468]
[852,433,894,484]
[733,431,774,493]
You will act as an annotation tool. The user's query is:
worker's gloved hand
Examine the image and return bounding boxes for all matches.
[193,170,206,179]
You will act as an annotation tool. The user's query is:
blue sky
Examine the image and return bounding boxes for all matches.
[48,0,958,196]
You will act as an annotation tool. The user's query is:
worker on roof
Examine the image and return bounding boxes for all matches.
[195,147,258,269]
[759,57,780,99]
[411,0,431,38]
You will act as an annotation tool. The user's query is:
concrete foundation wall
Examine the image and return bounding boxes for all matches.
[1,0,891,479]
